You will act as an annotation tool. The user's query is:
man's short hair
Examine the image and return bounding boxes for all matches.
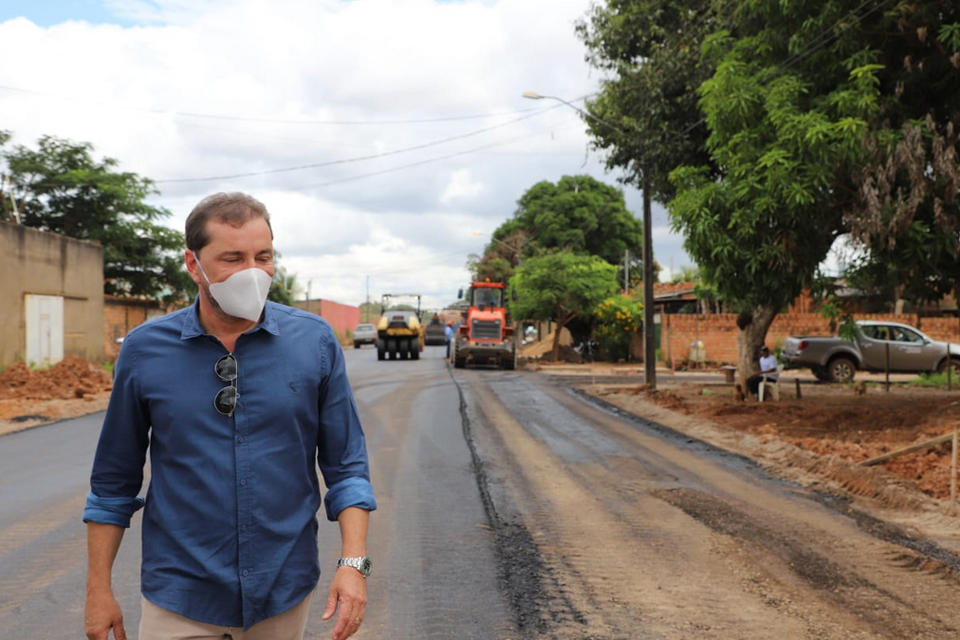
[760,346,770,352]
[185,192,274,252]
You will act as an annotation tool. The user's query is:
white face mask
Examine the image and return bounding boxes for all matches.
[194,253,273,322]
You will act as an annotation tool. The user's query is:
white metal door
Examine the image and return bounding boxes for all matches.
[25,294,64,367]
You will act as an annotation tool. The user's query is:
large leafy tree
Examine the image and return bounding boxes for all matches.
[668,21,873,377]
[842,8,960,309]
[2,134,193,302]
[580,0,960,381]
[478,175,643,283]
[576,0,719,201]
[507,251,618,361]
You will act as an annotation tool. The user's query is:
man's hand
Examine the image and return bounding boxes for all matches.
[322,566,368,640]
[85,586,127,640]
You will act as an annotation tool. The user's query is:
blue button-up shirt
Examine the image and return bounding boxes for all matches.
[83,301,377,630]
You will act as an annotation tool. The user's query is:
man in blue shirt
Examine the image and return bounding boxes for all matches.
[84,193,376,640]
[444,321,454,359]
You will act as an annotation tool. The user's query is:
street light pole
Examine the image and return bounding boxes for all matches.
[523,91,657,389]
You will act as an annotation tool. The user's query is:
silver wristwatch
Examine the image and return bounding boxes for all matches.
[337,556,373,578]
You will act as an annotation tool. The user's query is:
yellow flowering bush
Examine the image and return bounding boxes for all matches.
[592,294,643,361]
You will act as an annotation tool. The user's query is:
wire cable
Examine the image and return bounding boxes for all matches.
[155,103,567,183]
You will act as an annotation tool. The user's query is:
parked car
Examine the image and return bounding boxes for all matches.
[781,320,960,383]
[352,323,378,348]
[423,318,447,346]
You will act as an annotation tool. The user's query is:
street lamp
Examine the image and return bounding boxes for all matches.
[523,90,657,389]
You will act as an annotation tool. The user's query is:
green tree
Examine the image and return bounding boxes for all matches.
[2,134,193,303]
[507,251,618,361]
[269,263,298,306]
[576,0,719,202]
[479,176,643,283]
[668,22,875,377]
[579,0,960,381]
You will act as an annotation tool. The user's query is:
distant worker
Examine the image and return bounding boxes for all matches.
[445,322,454,359]
[746,345,779,397]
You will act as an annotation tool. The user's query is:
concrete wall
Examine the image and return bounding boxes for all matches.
[662,312,960,367]
[294,299,361,339]
[1,222,104,368]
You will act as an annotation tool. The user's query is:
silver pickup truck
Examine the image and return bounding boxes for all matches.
[781,320,960,383]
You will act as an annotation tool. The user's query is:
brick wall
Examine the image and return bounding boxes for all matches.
[914,317,960,342]
[104,297,168,360]
[295,299,360,339]
[662,313,960,367]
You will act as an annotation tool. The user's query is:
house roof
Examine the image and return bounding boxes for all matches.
[651,282,698,301]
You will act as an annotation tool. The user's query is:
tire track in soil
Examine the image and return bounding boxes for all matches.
[655,487,960,639]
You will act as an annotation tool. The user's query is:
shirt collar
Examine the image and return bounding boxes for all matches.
[180,299,281,339]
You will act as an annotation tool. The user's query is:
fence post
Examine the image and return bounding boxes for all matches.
[885,343,890,393]
[952,428,958,503]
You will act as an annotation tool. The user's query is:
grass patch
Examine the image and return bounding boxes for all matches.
[907,372,960,388]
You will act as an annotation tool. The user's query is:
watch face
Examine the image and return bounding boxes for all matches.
[360,557,373,577]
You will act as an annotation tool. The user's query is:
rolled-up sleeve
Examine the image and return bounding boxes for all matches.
[316,335,377,521]
[82,340,151,527]
[83,492,145,527]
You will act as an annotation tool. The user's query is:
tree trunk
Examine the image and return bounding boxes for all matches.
[736,305,778,390]
[551,321,565,361]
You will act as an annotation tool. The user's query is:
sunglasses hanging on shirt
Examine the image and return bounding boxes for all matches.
[214,354,238,417]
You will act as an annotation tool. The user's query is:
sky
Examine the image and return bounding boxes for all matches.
[0,0,694,310]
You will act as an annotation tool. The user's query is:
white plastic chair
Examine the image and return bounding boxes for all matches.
[759,364,784,402]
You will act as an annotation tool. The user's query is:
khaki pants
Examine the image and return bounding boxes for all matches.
[138,592,313,640]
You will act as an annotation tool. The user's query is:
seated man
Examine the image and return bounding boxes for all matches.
[746,346,779,397]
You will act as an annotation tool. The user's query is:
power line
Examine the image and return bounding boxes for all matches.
[298,120,584,189]
[155,103,569,183]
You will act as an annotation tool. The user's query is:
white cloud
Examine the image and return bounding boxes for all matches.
[440,169,483,204]
[0,0,694,307]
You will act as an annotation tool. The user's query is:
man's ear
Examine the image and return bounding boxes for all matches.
[184,249,202,284]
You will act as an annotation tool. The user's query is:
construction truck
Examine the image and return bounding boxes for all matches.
[452,281,517,370]
[376,293,425,361]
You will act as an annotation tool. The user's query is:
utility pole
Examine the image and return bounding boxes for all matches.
[623,249,630,292]
[642,168,656,389]
[523,90,657,389]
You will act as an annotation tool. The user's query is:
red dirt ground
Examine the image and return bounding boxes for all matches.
[0,357,113,432]
[595,380,960,500]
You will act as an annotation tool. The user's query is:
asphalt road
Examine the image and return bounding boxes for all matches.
[3,345,960,639]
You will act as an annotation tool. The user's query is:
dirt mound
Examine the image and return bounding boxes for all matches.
[0,356,113,400]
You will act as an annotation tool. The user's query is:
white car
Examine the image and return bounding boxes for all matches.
[353,323,378,348]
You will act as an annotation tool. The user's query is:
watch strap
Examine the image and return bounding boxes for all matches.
[337,556,372,577]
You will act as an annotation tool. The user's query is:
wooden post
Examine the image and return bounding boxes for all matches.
[861,432,955,466]
[885,343,890,393]
[948,342,953,392]
[952,429,958,502]
[795,378,802,400]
